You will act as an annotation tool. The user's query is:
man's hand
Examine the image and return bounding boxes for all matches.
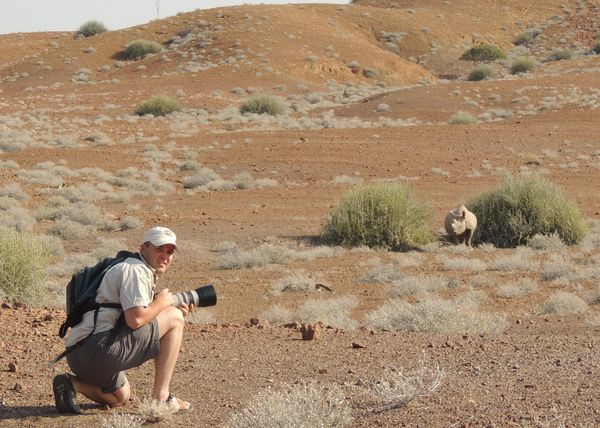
[154,288,173,308]
[176,303,194,317]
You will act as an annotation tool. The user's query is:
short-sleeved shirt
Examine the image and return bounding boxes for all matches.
[64,255,156,348]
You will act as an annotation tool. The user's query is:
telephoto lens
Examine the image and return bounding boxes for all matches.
[171,284,217,307]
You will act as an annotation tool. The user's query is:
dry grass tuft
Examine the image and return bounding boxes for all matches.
[228,381,353,428]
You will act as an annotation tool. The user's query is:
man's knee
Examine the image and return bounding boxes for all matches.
[109,382,131,407]
[165,305,185,326]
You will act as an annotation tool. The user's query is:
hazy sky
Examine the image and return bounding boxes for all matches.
[0,1,348,35]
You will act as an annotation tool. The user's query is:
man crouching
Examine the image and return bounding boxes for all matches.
[53,226,192,414]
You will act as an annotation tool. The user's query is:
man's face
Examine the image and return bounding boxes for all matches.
[141,243,176,275]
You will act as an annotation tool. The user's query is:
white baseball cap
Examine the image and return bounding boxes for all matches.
[142,226,177,248]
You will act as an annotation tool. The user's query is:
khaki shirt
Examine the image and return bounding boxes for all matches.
[64,255,156,348]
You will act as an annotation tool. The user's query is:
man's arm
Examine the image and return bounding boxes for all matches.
[124,289,172,330]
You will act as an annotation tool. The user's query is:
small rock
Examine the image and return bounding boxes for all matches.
[300,323,322,340]
[12,383,23,393]
[351,342,366,349]
[8,362,17,373]
[318,368,328,374]
[43,314,54,322]
[1,303,11,309]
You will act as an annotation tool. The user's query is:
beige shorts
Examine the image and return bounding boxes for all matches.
[66,318,160,393]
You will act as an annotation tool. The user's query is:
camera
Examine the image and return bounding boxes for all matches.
[171,284,217,307]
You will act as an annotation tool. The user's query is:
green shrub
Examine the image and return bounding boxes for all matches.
[135,96,181,116]
[467,64,496,81]
[467,174,588,248]
[0,228,49,305]
[76,20,107,37]
[240,95,284,115]
[513,28,541,46]
[545,48,572,62]
[449,111,477,124]
[322,183,435,250]
[121,39,163,60]
[460,44,506,62]
[510,57,537,74]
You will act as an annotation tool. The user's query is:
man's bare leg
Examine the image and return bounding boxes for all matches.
[70,375,130,407]
[153,306,191,410]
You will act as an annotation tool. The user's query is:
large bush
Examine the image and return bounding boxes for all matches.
[0,228,49,305]
[467,175,588,248]
[135,96,181,116]
[322,183,435,250]
[467,64,496,81]
[240,95,284,115]
[76,20,107,37]
[510,57,537,74]
[460,44,506,62]
[121,39,163,60]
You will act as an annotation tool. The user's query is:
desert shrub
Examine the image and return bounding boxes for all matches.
[261,305,294,324]
[449,111,477,124]
[271,269,322,295]
[490,247,539,272]
[438,255,487,272]
[121,39,163,60]
[593,41,600,55]
[370,359,443,412]
[389,275,447,297]
[135,96,181,116]
[543,292,588,314]
[460,44,506,62]
[527,232,566,251]
[467,64,496,81]
[228,381,353,428]
[467,175,588,248]
[216,243,341,269]
[510,57,537,74]
[0,228,49,305]
[100,412,143,428]
[76,20,107,37]
[322,183,434,250]
[540,254,573,281]
[297,296,358,329]
[545,48,572,62]
[497,278,538,299]
[240,95,284,115]
[366,294,506,334]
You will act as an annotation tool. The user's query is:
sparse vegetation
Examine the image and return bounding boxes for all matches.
[0,228,49,305]
[545,48,572,62]
[76,20,107,38]
[121,39,163,60]
[468,175,588,248]
[510,57,537,74]
[460,44,506,62]
[513,28,542,46]
[322,183,435,250]
[593,41,600,55]
[449,111,477,124]
[135,96,181,116]
[467,64,496,81]
[543,292,588,314]
[240,95,284,115]
[228,382,353,428]
[367,294,506,334]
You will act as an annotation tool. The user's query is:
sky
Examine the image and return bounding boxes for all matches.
[0,1,348,35]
